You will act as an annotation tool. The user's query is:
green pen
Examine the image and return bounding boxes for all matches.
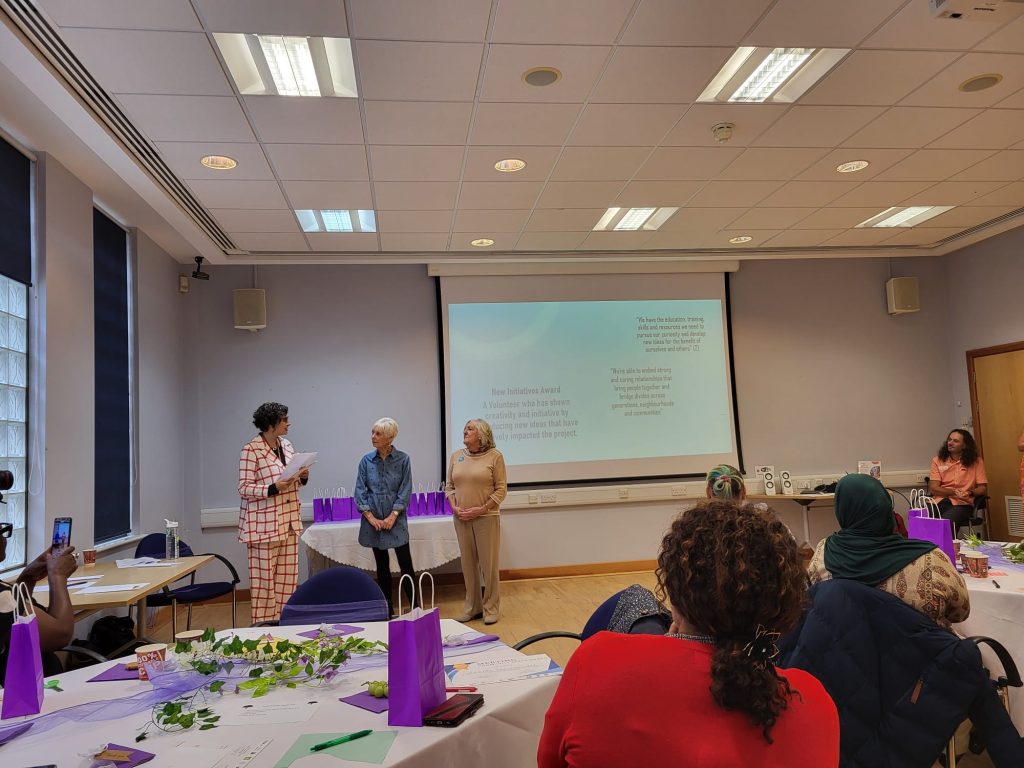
[310,729,373,752]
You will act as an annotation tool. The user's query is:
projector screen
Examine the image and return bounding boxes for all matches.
[440,273,739,484]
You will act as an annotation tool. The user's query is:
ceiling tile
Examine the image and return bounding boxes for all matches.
[231,233,309,251]
[536,181,623,208]
[949,150,1024,182]
[156,141,273,180]
[462,146,561,182]
[635,147,744,180]
[368,146,464,182]
[37,0,201,30]
[194,0,348,36]
[525,209,604,232]
[373,181,459,210]
[364,102,472,145]
[376,210,454,233]
[831,180,934,206]
[975,12,1024,53]
[796,148,914,181]
[614,180,704,207]
[685,181,783,207]
[450,233,517,251]
[922,206,1016,228]
[514,232,588,250]
[899,180,1007,206]
[281,180,373,209]
[580,231,656,250]
[348,0,490,42]
[725,207,817,230]
[663,104,789,147]
[591,47,733,104]
[643,230,723,249]
[471,103,581,145]
[266,144,369,181]
[901,54,1024,108]
[61,30,229,95]
[551,146,651,181]
[306,233,380,251]
[753,106,887,147]
[796,207,886,229]
[745,0,902,47]
[801,50,960,106]
[480,45,610,103]
[186,179,286,208]
[569,104,685,146]
[621,0,774,46]
[718,148,829,181]
[491,0,636,45]
[245,97,364,143]
[454,210,533,232]
[659,208,744,232]
[211,209,299,233]
[865,3,1008,50]
[882,227,962,246]
[873,149,997,181]
[759,181,861,207]
[843,107,981,148]
[823,228,900,246]
[762,229,846,247]
[458,181,545,209]
[355,41,483,101]
[117,95,255,142]
[928,109,1024,149]
[380,233,451,251]
[962,181,1024,207]
[1001,89,1024,109]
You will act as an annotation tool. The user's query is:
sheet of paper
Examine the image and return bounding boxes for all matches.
[278,451,317,481]
[34,575,102,593]
[77,582,149,594]
[168,737,274,768]
[445,654,562,685]
[116,556,165,568]
[272,731,398,768]
[215,699,318,727]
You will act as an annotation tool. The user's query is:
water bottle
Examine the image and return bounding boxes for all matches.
[164,519,180,560]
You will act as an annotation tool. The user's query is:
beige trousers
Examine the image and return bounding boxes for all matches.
[453,514,501,619]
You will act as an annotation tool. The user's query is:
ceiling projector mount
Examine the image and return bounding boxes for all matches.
[191,256,210,280]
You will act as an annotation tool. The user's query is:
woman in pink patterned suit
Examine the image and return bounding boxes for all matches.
[238,402,309,624]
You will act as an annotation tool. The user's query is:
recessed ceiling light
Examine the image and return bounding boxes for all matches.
[522,67,561,87]
[959,73,1002,93]
[494,158,527,173]
[296,209,376,233]
[855,206,954,228]
[729,235,753,244]
[593,207,679,232]
[836,160,869,173]
[214,33,357,97]
[471,238,495,247]
[698,46,849,104]
[200,155,237,170]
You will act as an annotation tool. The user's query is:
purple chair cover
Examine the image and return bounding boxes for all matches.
[387,607,446,727]
[279,599,388,626]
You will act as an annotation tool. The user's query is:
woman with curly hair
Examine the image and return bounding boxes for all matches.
[538,501,839,767]
[929,428,988,529]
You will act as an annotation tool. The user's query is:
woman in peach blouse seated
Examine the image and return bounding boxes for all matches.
[809,473,969,627]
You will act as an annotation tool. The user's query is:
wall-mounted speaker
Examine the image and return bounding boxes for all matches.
[756,465,777,496]
[886,277,920,315]
[779,469,796,495]
[233,288,266,332]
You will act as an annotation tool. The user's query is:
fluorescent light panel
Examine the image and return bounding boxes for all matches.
[593,207,679,232]
[855,206,954,228]
[297,209,376,233]
[214,33,357,97]
[698,46,849,104]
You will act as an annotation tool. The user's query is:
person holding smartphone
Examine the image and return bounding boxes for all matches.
[0,520,78,683]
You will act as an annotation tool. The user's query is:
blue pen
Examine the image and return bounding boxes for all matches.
[310,729,373,752]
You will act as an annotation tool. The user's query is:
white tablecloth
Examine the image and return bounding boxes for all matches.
[0,620,557,768]
[302,517,462,573]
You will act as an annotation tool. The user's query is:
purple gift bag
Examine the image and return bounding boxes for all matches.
[2,584,44,719]
[907,491,956,565]
[332,497,355,521]
[313,497,328,523]
[407,489,422,518]
[440,491,454,517]
[422,489,437,517]
[388,574,446,727]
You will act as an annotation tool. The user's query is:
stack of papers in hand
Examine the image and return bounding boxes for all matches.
[115,557,171,568]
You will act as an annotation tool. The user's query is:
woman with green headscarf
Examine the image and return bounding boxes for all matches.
[808,473,969,627]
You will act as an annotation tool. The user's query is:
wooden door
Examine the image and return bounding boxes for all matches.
[969,345,1024,541]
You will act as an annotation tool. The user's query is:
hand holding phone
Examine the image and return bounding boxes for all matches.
[51,517,72,551]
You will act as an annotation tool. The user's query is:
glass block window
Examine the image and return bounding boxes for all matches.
[0,275,28,567]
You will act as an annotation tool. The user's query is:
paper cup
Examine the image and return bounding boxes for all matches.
[135,643,168,680]
[962,552,989,578]
[952,540,961,558]
[174,629,205,646]
[82,548,97,566]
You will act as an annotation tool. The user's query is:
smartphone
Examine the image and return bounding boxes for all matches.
[51,517,72,551]
[423,693,484,727]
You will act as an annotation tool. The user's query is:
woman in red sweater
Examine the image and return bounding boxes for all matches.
[538,501,839,767]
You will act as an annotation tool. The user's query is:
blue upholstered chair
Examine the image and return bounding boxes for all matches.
[276,566,389,626]
[513,589,626,651]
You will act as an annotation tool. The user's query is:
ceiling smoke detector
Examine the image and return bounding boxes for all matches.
[522,67,561,87]
[959,73,1002,92]
[711,122,735,143]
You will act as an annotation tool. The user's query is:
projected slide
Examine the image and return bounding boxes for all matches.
[448,299,734,482]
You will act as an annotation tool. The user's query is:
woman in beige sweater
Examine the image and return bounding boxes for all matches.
[446,418,507,625]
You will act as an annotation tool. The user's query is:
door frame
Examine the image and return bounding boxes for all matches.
[967,340,1024,457]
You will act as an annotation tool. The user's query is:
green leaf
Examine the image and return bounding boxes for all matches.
[237,679,260,690]
[209,681,224,693]
[199,723,217,731]
[248,667,264,678]
[304,662,314,676]
[285,682,297,689]
[204,716,220,723]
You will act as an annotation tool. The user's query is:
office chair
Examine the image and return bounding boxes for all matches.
[135,533,240,636]
[273,566,389,626]
[942,495,989,540]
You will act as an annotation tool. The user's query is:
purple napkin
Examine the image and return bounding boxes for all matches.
[339,690,390,713]
[296,623,362,639]
[87,663,140,682]
[0,721,33,746]
[89,744,155,768]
